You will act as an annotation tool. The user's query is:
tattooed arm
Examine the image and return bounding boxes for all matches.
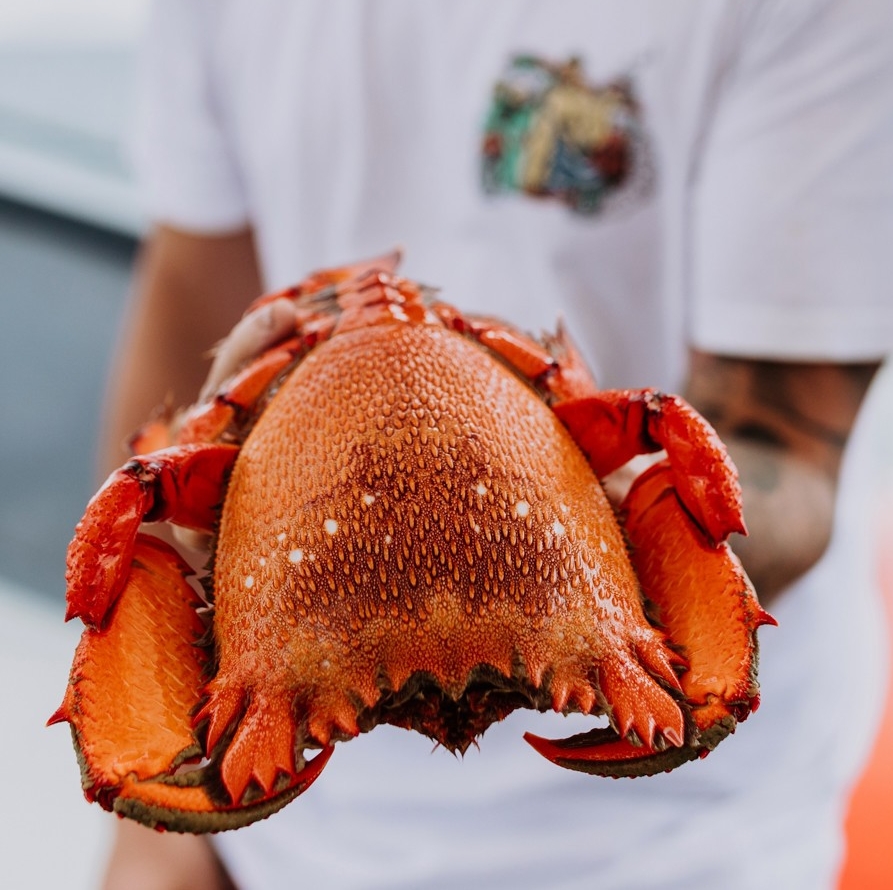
[684,351,880,604]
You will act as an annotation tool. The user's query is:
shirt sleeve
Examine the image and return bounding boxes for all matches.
[129,0,250,233]
[690,0,893,361]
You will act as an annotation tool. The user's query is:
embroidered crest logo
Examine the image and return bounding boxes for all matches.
[481,55,651,215]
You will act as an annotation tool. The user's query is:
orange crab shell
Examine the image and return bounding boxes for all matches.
[52,252,773,833]
[207,316,683,756]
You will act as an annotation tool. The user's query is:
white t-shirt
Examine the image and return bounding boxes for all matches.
[133,1,893,887]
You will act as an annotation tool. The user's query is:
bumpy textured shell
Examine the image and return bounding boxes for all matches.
[211,320,673,750]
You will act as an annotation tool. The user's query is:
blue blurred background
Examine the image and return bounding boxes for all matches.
[0,4,146,887]
[0,3,145,603]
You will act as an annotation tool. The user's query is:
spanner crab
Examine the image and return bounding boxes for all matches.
[51,252,774,833]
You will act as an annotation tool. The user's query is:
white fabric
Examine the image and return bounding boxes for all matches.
[133,1,893,887]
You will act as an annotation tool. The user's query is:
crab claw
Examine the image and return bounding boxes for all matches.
[64,443,238,628]
[554,389,746,545]
[50,535,332,832]
[525,463,775,776]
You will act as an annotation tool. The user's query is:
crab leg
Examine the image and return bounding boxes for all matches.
[65,443,238,628]
[621,466,775,724]
[245,249,402,315]
[526,463,775,776]
[553,390,746,545]
[50,535,332,832]
[173,341,303,446]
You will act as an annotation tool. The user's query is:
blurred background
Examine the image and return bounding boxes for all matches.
[0,3,146,887]
[1,3,891,889]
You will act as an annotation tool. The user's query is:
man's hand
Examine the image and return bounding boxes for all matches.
[199,296,298,401]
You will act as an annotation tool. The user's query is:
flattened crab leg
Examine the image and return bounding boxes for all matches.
[51,535,332,832]
[529,384,775,774]
[65,443,238,628]
[623,466,776,737]
[526,464,775,775]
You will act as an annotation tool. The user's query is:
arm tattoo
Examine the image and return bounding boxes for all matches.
[733,446,781,494]
[685,353,879,480]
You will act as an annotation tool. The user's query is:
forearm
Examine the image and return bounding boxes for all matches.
[103,820,234,890]
[99,226,261,476]
[100,275,217,474]
[683,349,879,606]
[723,438,836,603]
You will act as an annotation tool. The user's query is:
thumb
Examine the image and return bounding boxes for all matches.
[200,297,296,400]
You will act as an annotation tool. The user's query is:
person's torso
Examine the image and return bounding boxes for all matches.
[205,0,738,391]
[190,3,889,887]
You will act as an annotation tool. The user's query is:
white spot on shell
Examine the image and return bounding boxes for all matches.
[384,534,393,545]
[552,520,566,536]
[475,483,488,496]
[321,659,331,670]
[259,557,267,567]
[473,523,481,533]
[362,494,376,505]
[515,499,530,518]
[324,519,338,535]
[277,532,287,543]
[289,549,304,563]
[600,539,609,553]
[560,503,569,514]
[244,575,255,589]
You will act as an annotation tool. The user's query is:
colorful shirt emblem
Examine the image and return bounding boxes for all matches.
[481,56,649,215]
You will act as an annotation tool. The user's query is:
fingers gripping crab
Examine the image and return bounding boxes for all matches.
[51,252,774,832]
